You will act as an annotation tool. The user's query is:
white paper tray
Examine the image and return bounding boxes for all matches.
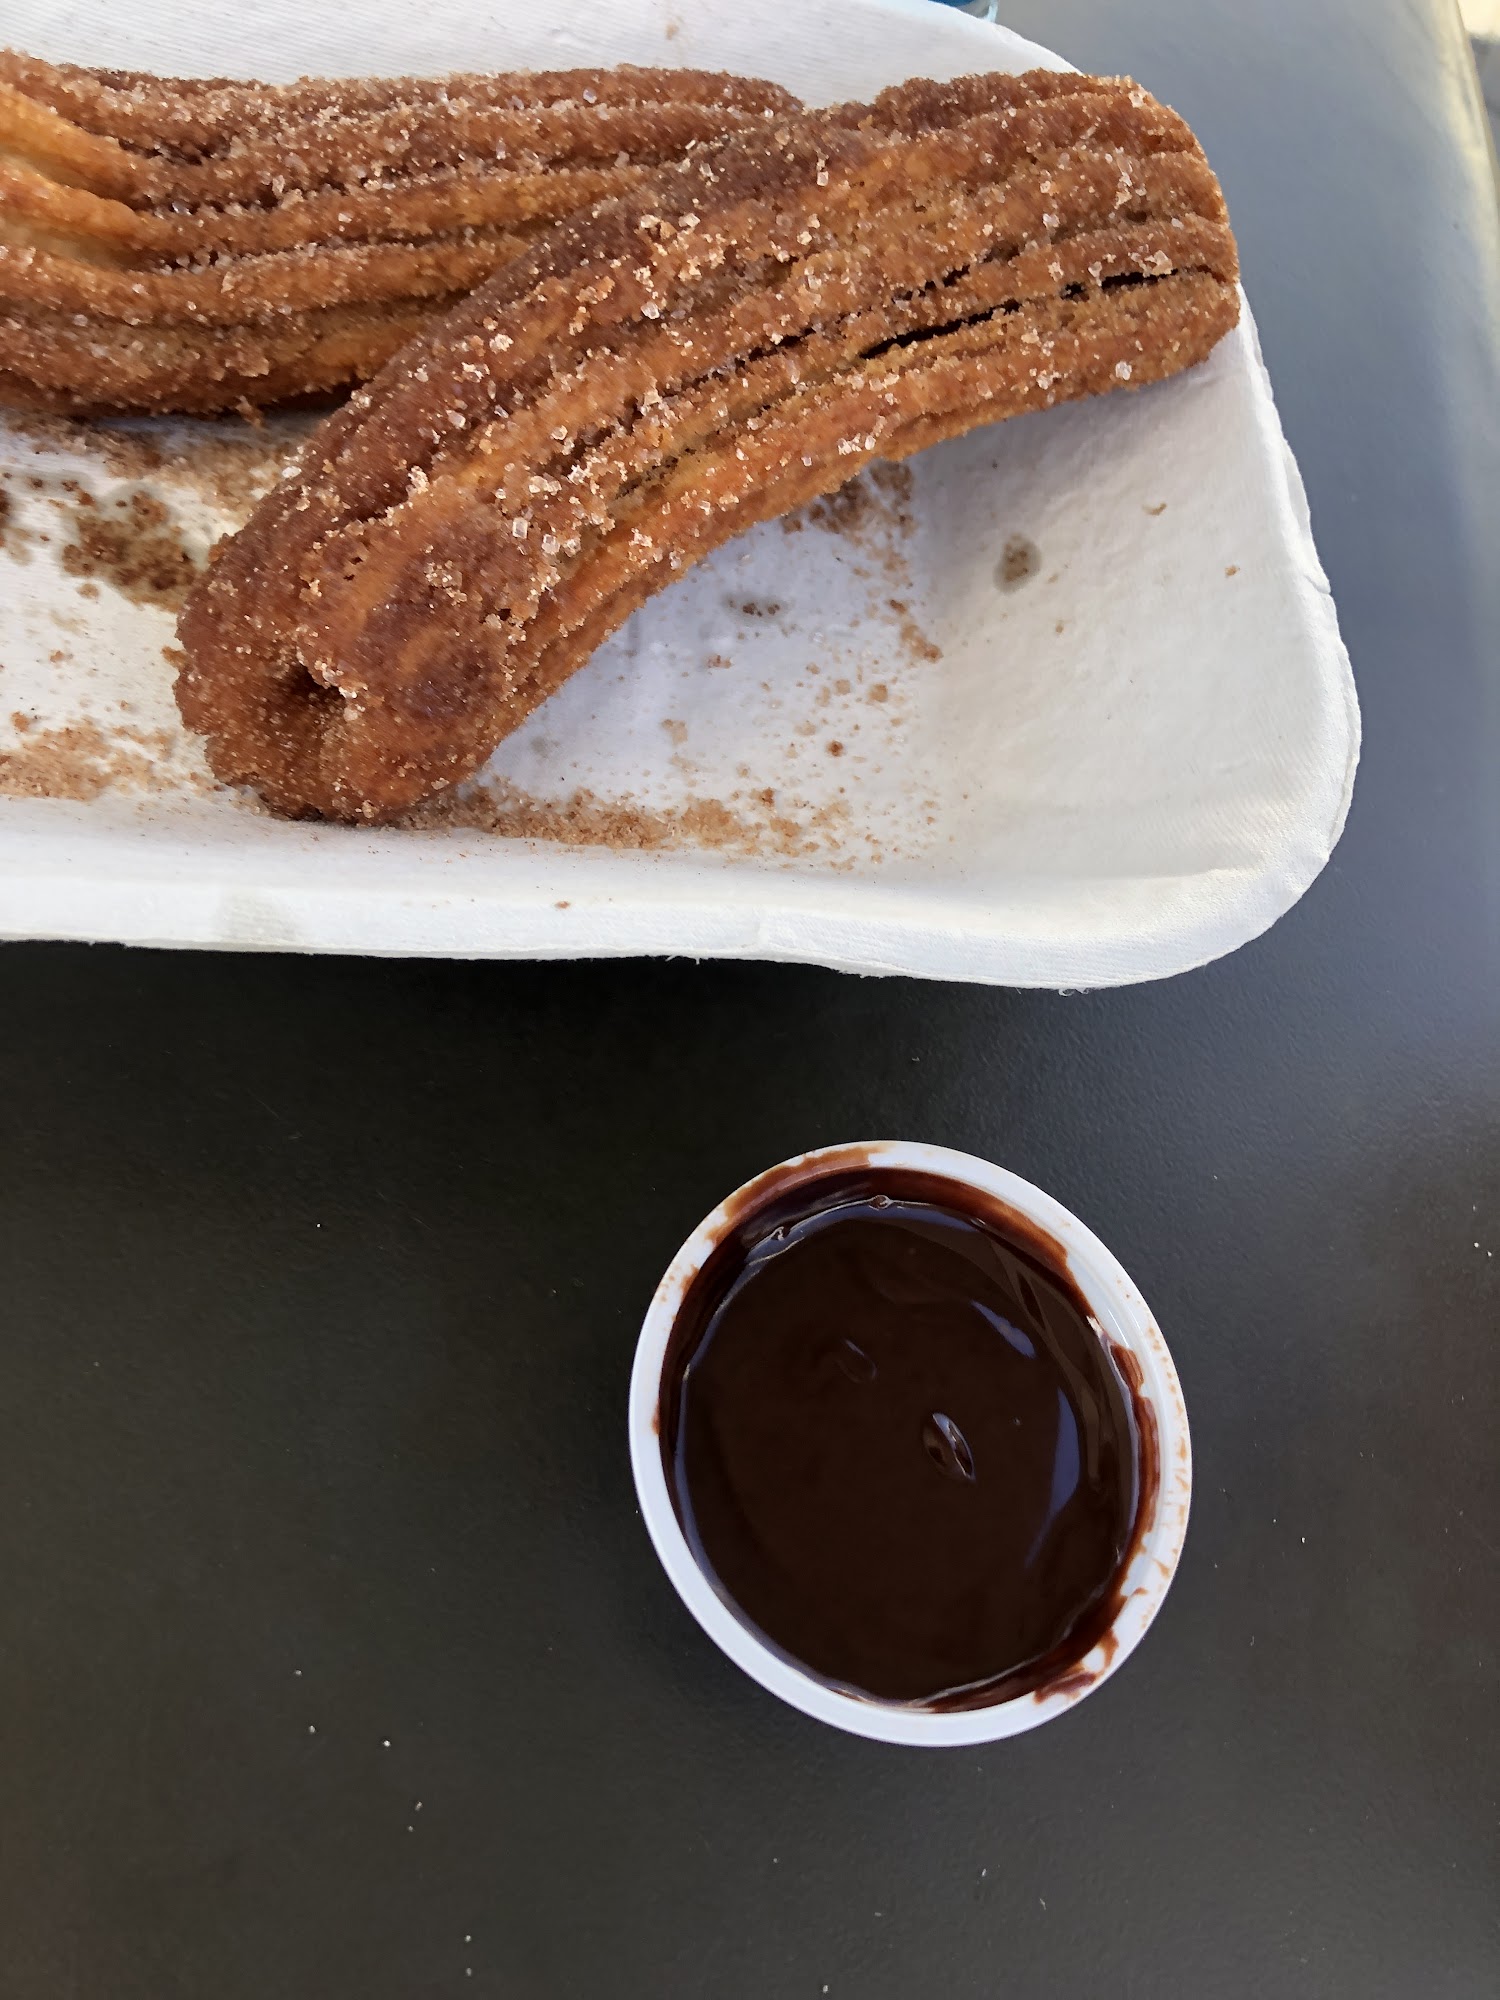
[0,0,1358,985]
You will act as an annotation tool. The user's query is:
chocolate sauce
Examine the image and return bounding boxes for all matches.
[659,1164,1152,1709]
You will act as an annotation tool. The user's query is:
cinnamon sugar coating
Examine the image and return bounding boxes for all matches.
[0,49,797,413]
[175,69,1240,822]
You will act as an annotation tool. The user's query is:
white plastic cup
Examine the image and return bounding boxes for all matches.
[629,1141,1191,1746]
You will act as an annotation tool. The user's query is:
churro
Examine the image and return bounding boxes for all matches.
[0,50,797,413]
[172,68,1240,822]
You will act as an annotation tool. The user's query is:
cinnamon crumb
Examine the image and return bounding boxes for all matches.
[886,597,941,663]
[0,716,182,802]
[3,411,307,520]
[57,490,201,610]
[401,780,854,858]
[793,466,938,672]
[870,462,914,504]
[0,484,33,562]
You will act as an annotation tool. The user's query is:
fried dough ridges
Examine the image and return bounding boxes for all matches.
[177,68,1242,822]
[0,49,797,413]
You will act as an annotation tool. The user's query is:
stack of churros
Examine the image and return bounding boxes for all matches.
[0,49,797,414]
[177,69,1241,823]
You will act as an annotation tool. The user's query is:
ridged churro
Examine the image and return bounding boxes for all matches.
[0,50,797,412]
[176,69,1240,823]
[176,68,1240,820]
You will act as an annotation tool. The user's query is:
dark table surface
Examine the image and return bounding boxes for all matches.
[2,1,1498,1994]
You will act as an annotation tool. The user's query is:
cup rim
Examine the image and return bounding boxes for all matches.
[628,1141,1192,1745]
